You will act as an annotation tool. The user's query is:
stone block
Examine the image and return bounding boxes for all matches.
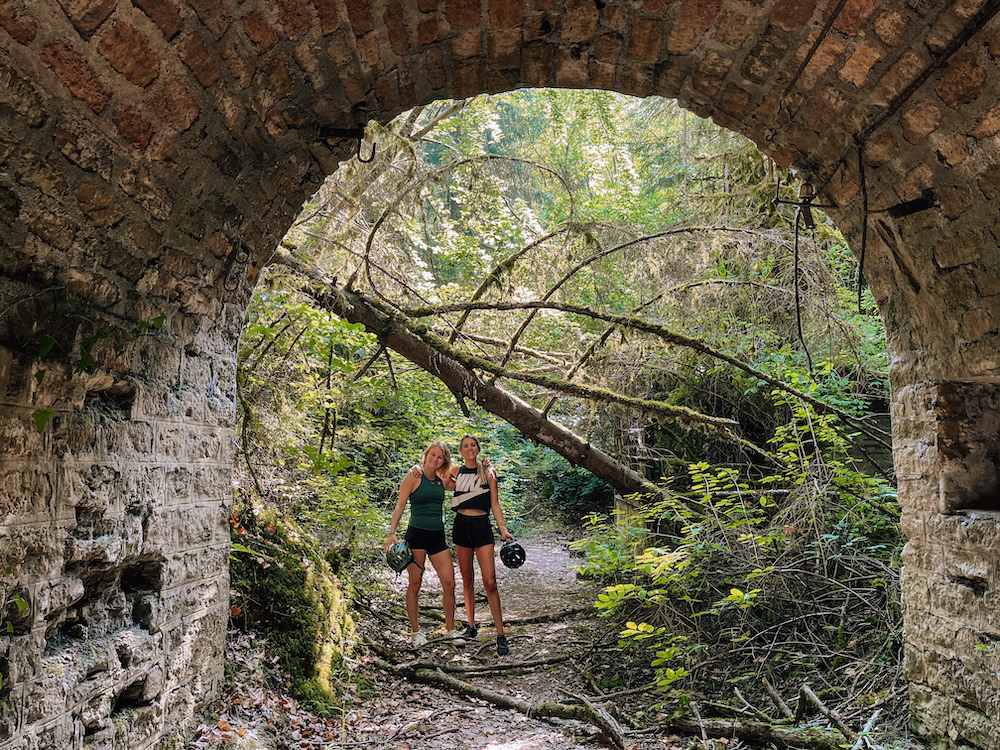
[189,0,231,39]
[0,1,37,44]
[179,32,220,88]
[667,0,720,55]
[938,53,986,109]
[872,50,927,107]
[39,43,108,114]
[134,0,183,40]
[839,38,883,88]
[161,546,228,590]
[151,77,200,133]
[628,18,662,63]
[113,105,154,151]
[313,0,340,33]
[58,0,115,33]
[75,183,124,227]
[446,0,481,30]
[98,21,160,86]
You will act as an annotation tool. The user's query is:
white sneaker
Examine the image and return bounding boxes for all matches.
[444,629,462,640]
[411,631,427,646]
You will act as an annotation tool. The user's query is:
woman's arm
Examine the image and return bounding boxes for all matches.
[489,472,514,541]
[385,474,418,549]
[441,466,457,491]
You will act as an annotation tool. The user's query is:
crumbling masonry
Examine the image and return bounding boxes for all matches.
[2,0,1000,748]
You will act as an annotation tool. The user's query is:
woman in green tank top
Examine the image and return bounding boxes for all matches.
[385,440,460,646]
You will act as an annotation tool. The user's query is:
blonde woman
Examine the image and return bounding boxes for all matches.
[385,441,460,646]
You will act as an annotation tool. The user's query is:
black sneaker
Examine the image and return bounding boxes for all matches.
[496,634,509,656]
[462,625,478,639]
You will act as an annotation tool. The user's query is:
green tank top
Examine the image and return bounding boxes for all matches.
[408,474,445,531]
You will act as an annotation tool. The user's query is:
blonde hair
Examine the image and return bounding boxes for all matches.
[422,440,452,478]
[460,434,490,486]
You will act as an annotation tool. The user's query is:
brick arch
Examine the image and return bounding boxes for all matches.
[2,1,1000,748]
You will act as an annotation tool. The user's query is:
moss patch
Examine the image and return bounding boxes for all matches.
[229,505,356,713]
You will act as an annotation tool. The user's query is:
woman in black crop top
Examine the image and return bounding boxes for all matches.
[449,434,515,656]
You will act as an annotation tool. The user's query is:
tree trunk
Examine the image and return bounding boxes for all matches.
[307,282,663,500]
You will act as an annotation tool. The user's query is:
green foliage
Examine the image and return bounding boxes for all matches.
[575,382,901,703]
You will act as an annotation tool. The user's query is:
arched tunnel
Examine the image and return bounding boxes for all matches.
[2,0,1000,747]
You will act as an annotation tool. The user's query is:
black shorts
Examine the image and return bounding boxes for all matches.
[452,513,495,549]
[404,525,449,555]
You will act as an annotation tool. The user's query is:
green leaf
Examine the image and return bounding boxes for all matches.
[32,407,53,433]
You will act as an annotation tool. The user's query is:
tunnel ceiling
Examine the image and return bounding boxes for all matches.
[1,0,1000,377]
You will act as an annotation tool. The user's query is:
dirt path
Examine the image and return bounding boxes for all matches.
[190,536,679,750]
[363,535,675,750]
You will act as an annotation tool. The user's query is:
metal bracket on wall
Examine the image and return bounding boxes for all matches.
[319,126,376,163]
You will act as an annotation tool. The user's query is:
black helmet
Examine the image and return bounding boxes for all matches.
[386,541,414,573]
[499,541,525,569]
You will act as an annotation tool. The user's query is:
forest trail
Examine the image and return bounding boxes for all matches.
[191,536,682,750]
[368,534,661,749]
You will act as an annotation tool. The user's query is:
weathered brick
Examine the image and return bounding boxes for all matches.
[894,163,934,202]
[135,0,183,40]
[113,105,153,150]
[76,182,124,227]
[715,11,752,48]
[418,0,436,13]
[214,89,248,137]
[99,22,160,87]
[772,0,815,31]
[971,104,1000,140]
[831,0,877,34]
[0,1,37,44]
[151,77,199,132]
[600,4,626,31]
[179,32,220,88]
[244,11,279,52]
[384,0,411,55]
[937,54,986,109]
[935,232,981,269]
[57,0,115,33]
[0,59,46,127]
[619,64,652,97]
[39,42,108,114]
[979,164,1000,202]
[925,9,968,55]
[523,14,554,42]
[343,0,374,35]
[554,47,588,88]
[562,0,597,43]
[357,32,384,72]
[797,35,843,89]
[277,0,311,38]
[491,0,522,30]
[262,56,298,99]
[189,0,231,39]
[839,38,883,87]
[521,41,553,86]
[936,134,967,166]
[873,9,908,46]
[488,28,521,68]
[17,151,67,196]
[591,60,615,90]
[418,18,438,45]
[313,0,340,33]
[447,0,481,30]
[692,51,730,96]
[453,29,481,58]
[863,131,899,167]
[718,83,752,120]
[628,18,662,63]
[222,41,256,87]
[872,50,927,106]
[594,33,621,63]
[667,0,720,54]
[900,99,941,144]
[29,211,78,250]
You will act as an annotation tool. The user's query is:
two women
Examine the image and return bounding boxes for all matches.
[384,435,514,654]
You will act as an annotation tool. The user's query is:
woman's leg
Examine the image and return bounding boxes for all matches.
[427,548,457,631]
[455,545,477,628]
[406,549,427,633]
[475,544,504,636]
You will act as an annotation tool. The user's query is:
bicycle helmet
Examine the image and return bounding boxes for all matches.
[386,540,414,573]
[499,540,526,569]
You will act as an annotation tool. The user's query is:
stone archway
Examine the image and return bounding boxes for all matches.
[2,1,1000,747]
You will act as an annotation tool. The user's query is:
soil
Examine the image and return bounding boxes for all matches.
[190,535,686,750]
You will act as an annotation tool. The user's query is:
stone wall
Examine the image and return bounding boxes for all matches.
[3,1,1000,748]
